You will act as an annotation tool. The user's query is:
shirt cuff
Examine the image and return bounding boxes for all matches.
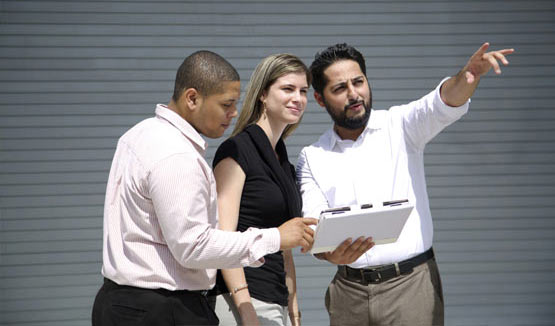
[246,227,281,267]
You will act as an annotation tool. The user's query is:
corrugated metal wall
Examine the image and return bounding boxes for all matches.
[1,1,554,325]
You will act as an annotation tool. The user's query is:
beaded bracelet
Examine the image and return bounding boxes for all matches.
[230,283,248,295]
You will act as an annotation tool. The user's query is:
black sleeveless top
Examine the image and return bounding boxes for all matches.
[211,124,302,306]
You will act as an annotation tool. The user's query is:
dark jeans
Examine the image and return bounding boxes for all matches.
[92,278,219,326]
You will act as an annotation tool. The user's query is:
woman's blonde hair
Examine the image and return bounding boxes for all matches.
[231,53,311,139]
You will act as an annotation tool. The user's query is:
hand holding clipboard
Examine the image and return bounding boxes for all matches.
[310,200,413,257]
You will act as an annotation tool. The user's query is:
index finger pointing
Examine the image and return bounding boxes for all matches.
[499,48,515,55]
[474,42,490,57]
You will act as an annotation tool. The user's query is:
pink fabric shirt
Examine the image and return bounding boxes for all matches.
[101,104,280,291]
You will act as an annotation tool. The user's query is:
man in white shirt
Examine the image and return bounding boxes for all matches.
[92,51,317,326]
[297,43,514,325]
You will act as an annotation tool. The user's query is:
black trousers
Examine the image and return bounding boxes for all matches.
[92,278,219,326]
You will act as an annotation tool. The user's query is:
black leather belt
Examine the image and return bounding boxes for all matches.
[338,248,435,285]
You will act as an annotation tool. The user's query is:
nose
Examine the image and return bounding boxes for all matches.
[346,82,358,100]
[291,90,302,103]
[293,89,307,106]
[228,106,238,119]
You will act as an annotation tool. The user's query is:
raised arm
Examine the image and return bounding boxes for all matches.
[441,42,515,107]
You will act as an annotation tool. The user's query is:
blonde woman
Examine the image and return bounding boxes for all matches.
[211,54,310,325]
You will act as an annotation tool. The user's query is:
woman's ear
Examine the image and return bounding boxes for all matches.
[259,90,267,104]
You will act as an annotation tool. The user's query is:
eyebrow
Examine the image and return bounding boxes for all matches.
[331,76,365,88]
[280,83,294,88]
[280,83,308,88]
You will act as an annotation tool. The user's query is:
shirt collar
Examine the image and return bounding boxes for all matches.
[327,109,381,149]
[155,104,207,151]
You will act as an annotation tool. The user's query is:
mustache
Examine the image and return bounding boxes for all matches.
[344,100,365,110]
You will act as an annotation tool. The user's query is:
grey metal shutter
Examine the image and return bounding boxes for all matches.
[1,1,553,325]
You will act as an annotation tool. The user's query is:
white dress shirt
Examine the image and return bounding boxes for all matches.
[101,104,280,291]
[297,79,469,268]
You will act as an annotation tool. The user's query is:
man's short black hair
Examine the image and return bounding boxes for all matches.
[309,43,366,94]
[172,50,240,102]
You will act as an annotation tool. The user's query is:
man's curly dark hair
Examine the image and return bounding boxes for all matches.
[309,43,367,95]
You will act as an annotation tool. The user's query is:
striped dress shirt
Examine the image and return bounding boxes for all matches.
[101,104,280,291]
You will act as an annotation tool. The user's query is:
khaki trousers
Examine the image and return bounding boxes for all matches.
[213,293,290,326]
[326,259,444,326]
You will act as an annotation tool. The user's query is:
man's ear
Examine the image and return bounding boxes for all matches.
[180,88,203,111]
[314,91,326,107]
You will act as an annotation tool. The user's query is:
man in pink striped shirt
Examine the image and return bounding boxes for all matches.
[91,51,318,326]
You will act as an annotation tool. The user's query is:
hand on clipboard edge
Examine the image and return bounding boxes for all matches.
[314,236,375,265]
[312,199,410,264]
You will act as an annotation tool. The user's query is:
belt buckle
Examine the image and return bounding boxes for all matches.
[394,263,401,276]
[361,269,382,284]
[361,262,402,284]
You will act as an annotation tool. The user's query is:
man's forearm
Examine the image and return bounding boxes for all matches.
[440,70,479,108]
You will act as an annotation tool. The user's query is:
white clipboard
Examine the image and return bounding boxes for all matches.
[310,200,413,254]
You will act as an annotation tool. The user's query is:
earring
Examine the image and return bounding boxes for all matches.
[262,102,267,119]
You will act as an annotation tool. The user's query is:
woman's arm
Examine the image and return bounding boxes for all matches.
[214,157,260,326]
[284,249,301,326]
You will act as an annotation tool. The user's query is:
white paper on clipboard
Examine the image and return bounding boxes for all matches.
[310,200,413,254]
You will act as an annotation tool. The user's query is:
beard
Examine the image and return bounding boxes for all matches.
[324,95,372,130]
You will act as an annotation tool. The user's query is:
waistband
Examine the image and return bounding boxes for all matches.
[338,248,435,285]
[103,278,210,297]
